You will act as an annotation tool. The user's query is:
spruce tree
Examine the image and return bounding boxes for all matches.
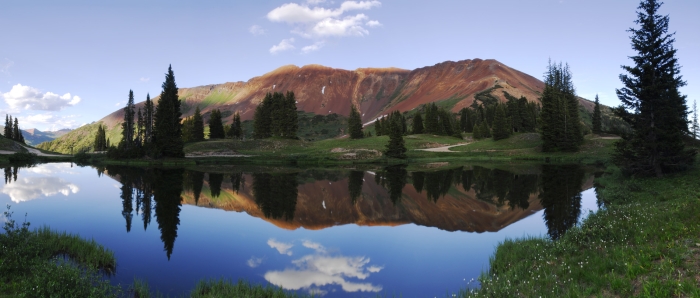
[375,118,382,136]
[693,100,698,140]
[282,91,298,139]
[12,117,20,142]
[253,93,273,139]
[3,115,10,139]
[208,109,225,139]
[614,0,695,176]
[384,118,407,159]
[181,117,194,143]
[154,65,184,158]
[144,94,154,144]
[473,121,482,139]
[480,121,491,138]
[192,106,204,142]
[492,104,511,140]
[233,112,242,139]
[592,94,602,134]
[540,61,583,152]
[348,104,363,139]
[121,90,135,148]
[136,108,144,146]
[412,112,424,134]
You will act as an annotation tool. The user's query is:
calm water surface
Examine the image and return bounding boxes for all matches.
[0,163,599,297]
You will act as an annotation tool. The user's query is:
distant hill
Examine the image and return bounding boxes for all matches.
[40,58,626,154]
[0,127,72,146]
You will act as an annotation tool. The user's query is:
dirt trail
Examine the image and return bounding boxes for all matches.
[0,147,67,157]
[415,143,470,152]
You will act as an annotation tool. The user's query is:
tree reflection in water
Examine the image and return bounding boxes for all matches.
[347,170,364,204]
[252,172,298,221]
[105,166,183,260]
[539,164,584,240]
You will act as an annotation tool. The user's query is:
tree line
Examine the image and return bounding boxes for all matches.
[3,115,26,144]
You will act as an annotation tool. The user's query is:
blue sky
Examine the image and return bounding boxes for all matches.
[0,0,698,131]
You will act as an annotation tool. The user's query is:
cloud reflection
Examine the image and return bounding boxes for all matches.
[264,239,383,295]
[2,177,79,203]
[23,163,78,175]
[268,239,294,256]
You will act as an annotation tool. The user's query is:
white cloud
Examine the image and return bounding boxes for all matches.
[301,41,325,54]
[366,20,382,27]
[24,163,78,175]
[270,38,296,54]
[2,84,81,111]
[302,240,326,253]
[264,239,383,295]
[17,113,79,131]
[139,77,150,83]
[265,254,382,294]
[266,1,381,53]
[311,14,370,37]
[2,176,80,203]
[249,25,267,36]
[268,238,294,255]
[247,257,263,268]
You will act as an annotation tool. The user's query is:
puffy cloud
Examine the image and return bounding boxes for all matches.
[249,25,267,36]
[17,113,79,131]
[264,240,383,295]
[139,77,150,82]
[270,38,296,54]
[301,41,325,54]
[24,163,78,175]
[247,257,263,268]
[2,176,80,203]
[266,1,381,53]
[302,240,326,253]
[366,20,382,27]
[268,238,294,255]
[2,84,81,111]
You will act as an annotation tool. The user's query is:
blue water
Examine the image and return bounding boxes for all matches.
[0,163,598,297]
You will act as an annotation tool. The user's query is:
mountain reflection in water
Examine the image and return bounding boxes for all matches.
[100,164,595,261]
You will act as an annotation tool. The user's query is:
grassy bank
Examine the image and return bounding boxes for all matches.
[462,163,700,297]
[179,133,614,166]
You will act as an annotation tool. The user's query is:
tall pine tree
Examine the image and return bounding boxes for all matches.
[412,112,424,134]
[384,117,407,159]
[121,90,136,148]
[4,115,11,139]
[208,109,225,139]
[348,104,363,139]
[192,106,204,142]
[692,100,698,140]
[614,0,694,176]
[154,65,184,158]
[230,112,243,139]
[592,94,603,134]
[492,104,511,140]
[540,61,583,152]
[144,93,154,144]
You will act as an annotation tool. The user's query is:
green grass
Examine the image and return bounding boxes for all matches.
[0,137,28,153]
[461,162,700,297]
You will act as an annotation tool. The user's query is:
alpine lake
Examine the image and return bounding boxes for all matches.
[0,162,602,297]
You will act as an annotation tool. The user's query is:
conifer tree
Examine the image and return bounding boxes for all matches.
[492,104,511,140]
[208,109,225,139]
[473,121,482,140]
[12,117,20,142]
[144,94,154,143]
[384,118,407,159]
[253,93,273,139]
[181,117,194,143]
[480,121,491,138]
[692,100,698,140]
[136,108,144,146]
[282,91,298,139]
[412,112,424,134]
[121,90,136,148]
[154,65,184,158]
[375,117,383,136]
[230,112,242,140]
[93,125,107,151]
[614,0,694,176]
[424,103,439,134]
[192,106,204,142]
[348,104,363,139]
[540,61,582,152]
[4,115,11,139]
[592,94,603,134]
